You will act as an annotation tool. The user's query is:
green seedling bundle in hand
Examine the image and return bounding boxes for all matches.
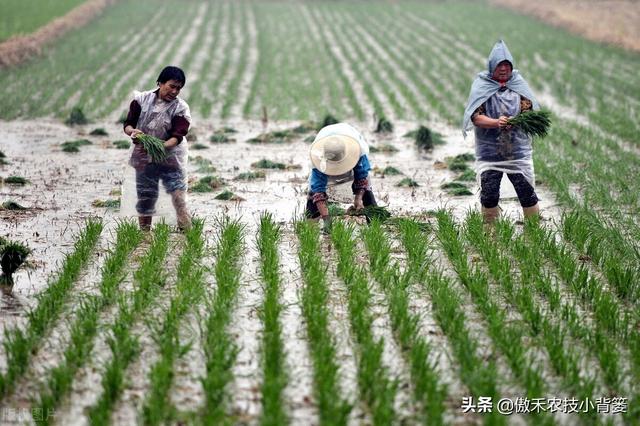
[134,134,168,163]
[0,237,30,284]
[507,109,552,139]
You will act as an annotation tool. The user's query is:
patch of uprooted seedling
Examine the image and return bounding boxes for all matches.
[214,189,244,201]
[328,203,392,223]
[0,237,30,285]
[208,127,237,144]
[396,177,419,187]
[251,159,300,170]
[92,199,121,208]
[112,140,131,149]
[0,150,9,165]
[2,176,28,185]
[248,114,341,144]
[1,200,27,210]
[405,126,446,150]
[440,153,475,195]
[369,144,398,154]
[65,106,90,126]
[191,143,209,150]
[89,128,108,136]
[373,165,403,177]
[233,171,266,181]
[374,116,394,133]
[190,175,225,193]
[62,139,92,153]
[190,156,216,174]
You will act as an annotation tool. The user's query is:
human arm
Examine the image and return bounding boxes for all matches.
[164,115,190,148]
[123,100,143,140]
[471,104,510,129]
[352,155,371,211]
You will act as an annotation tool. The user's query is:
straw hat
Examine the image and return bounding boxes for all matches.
[310,125,363,176]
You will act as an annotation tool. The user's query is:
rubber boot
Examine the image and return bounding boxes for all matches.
[171,190,191,231]
[481,206,500,225]
[138,215,152,231]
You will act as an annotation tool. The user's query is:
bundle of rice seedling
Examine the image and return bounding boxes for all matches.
[455,169,476,182]
[92,199,120,208]
[507,109,551,138]
[65,106,89,125]
[62,139,93,153]
[376,166,403,176]
[396,177,419,187]
[251,159,286,170]
[215,190,244,201]
[209,133,235,143]
[0,151,7,166]
[409,126,446,150]
[328,203,346,217]
[190,175,225,193]
[321,114,339,128]
[4,176,28,185]
[112,140,131,149]
[135,134,167,163]
[441,182,473,196]
[234,171,266,181]
[375,117,394,133]
[191,143,209,150]
[363,205,391,222]
[0,238,30,284]
[370,144,398,153]
[1,200,26,210]
[90,128,108,136]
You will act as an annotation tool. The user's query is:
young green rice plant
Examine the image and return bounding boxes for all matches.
[396,177,419,187]
[3,175,28,185]
[91,199,120,209]
[112,140,131,149]
[447,158,470,173]
[190,175,225,193]
[61,139,92,153]
[396,219,502,416]
[345,205,391,223]
[454,169,476,182]
[65,106,89,125]
[142,220,206,425]
[294,219,351,425]
[134,134,167,163]
[191,143,209,150]
[251,159,286,170]
[376,166,403,176]
[201,218,245,425]
[209,133,236,143]
[361,221,446,424]
[441,182,472,196]
[233,171,266,181]
[327,202,346,217]
[0,238,30,285]
[190,156,216,174]
[0,219,102,397]
[291,120,318,134]
[374,116,394,133]
[330,221,397,425]
[89,128,108,136]
[256,214,288,426]
[33,221,142,425]
[321,114,339,128]
[88,223,170,426]
[247,130,295,144]
[215,189,242,201]
[369,143,398,153]
[407,126,445,150]
[507,109,552,139]
[1,200,26,210]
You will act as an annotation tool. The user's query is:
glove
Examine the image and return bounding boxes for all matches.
[321,216,332,235]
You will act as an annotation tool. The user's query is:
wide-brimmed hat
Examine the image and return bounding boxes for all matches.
[310,132,361,176]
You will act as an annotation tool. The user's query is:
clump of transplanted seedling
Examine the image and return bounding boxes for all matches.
[455,169,476,182]
[65,106,89,125]
[191,156,216,173]
[134,134,167,163]
[191,143,209,150]
[441,181,473,196]
[328,202,346,217]
[92,199,120,208]
[251,159,286,170]
[62,139,92,153]
[347,205,392,222]
[405,126,445,150]
[448,153,474,172]
[397,177,419,187]
[370,143,398,153]
[373,165,403,177]
[233,171,265,181]
[291,121,318,134]
[190,175,225,193]
[89,128,108,136]
[112,140,130,149]
[321,114,339,128]
[1,200,26,210]
[209,133,235,143]
[215,189,244,201]
[374,116,394,133]
[0,151,8,165]
[3,176,28,185]
[0,238,30,285]
[508,109,552,138]
[247,129,297,144]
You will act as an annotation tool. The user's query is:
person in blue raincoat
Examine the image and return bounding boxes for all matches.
[462,40,541,223]
[306,123,377,233]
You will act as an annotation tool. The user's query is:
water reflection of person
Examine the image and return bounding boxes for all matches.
[306,123,378,233]
[123,66,192,231]
[462,40,541,224]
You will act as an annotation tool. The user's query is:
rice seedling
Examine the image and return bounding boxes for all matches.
[33,221,142,425]
[0,219,102,397]
[251,159,286,170]
[65,106,89,125]
[191,143,209,150]
[1,200,26,210]
[344,205,391,222]
[0,150,9,164]
[327,202,346,217]
[3,175,28,185]
[142,220,206,425]
[190,156,216,174]
[321,114,339,127]
[88,223,170,426]
[396,177,419,187]
[369,143,398,153]
[507,109,552,139]
[291,120,318,134]
[233,171,266,181]
[330,221,397,425]
[89,128,108,136]
[201,219,245,425]
[0,238,30,285]
[407,126,445,150]
[441,182,472,196]
[294,219,351,425]
[247,129,296,145]
[209,133,236,143]
[215,189,242,201]
[0,150,5,158]
[256,214,288,426]
[91,199,120,208]
[374,116,394,133]
[361,221,446,424]
[112,139,131,149]
[61,139,92,153]
[134,134,167,163]
[454,169,476,182]
[374,165,403,176]
[189,175,225,193]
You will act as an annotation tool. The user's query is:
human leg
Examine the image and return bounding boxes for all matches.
[480,170,502,224]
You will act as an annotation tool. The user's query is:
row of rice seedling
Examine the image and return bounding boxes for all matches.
[361,220,446,425]
[435,211,549,405]
[32,221,142,425]
[294,220,351,425]
[0,0,87,42]
[0,219,103,398]
[200,218,245,425]
[495,219,625,394]
[87,223,171,426]
[141,219,206,425]
[463,213,600,396]
[256,214,287,426]
[395,219,504,425]
[329,221,399,425]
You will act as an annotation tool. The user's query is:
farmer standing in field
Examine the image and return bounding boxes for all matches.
[123,65,192,231]
[462,40,541,223]
[306,123,378,233]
